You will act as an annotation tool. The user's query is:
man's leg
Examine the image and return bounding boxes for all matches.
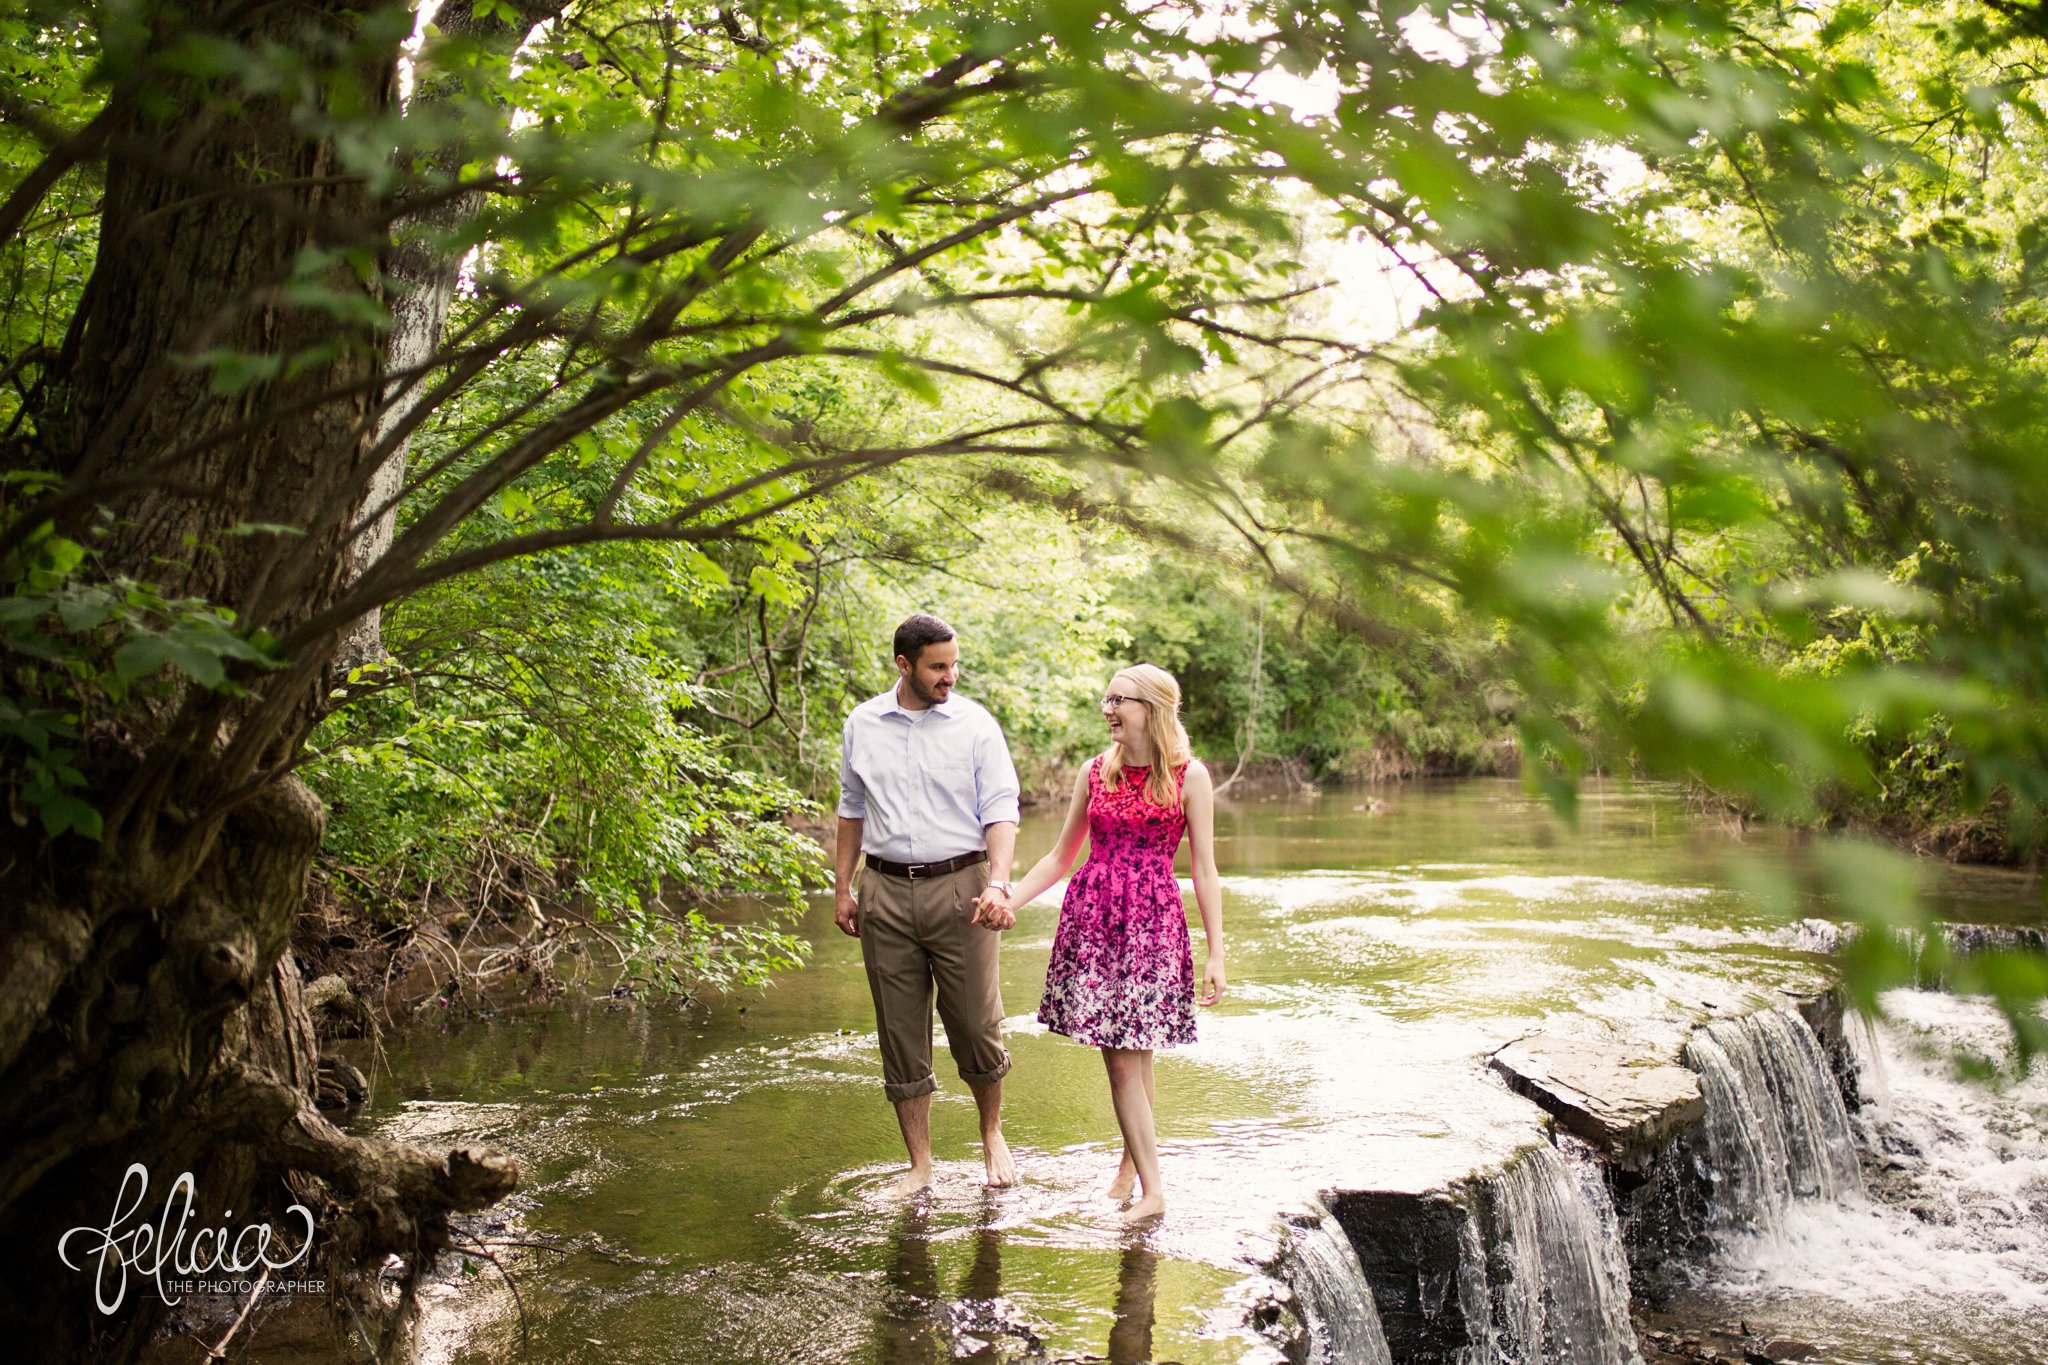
[891,1091,935,1195]
[930,865,1014,1187]
[859,873,940,1194]
[968,1074,1014,1187]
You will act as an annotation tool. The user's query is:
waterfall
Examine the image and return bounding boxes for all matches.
[1559,1136,1642,1354]
[1289,1203,1394,1365]
[1675,990,2048,1354]
[1454,1211,1502,1365]
[1454,1141,1645,1365]
[1682,1007,1862,1235]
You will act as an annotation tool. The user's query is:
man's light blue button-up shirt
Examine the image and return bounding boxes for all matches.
[837,686,1022,862]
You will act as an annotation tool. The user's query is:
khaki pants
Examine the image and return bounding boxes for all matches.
[859,861,1011,1101]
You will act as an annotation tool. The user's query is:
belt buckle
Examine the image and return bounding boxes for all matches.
[906,861,933,879]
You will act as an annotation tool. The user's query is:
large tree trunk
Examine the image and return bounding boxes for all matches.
[0,4,515,1356]
[338,1,514,671]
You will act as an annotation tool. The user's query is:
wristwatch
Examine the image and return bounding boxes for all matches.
[987,880,1015,898]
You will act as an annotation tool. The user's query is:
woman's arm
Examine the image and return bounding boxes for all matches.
[1183,761,1226,1005]
[981,762,1094,923]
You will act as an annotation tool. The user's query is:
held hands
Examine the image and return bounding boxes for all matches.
[834,890,860,938]
[1198,953,1227,1007]
[970,885,1016,931]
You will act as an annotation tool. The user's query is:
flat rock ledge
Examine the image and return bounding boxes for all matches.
[1486,1036,1704,1173]
[1292,988,1855,1364]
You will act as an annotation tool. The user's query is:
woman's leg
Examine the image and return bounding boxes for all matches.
[1101,1047,1164,1220]
[1107,1052,1157,1200]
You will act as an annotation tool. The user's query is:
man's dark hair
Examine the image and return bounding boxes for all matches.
[894,613,956,665]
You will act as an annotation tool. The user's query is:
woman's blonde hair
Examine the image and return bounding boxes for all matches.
[1101,663,1193,808]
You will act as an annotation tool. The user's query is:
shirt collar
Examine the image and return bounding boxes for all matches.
[880,684,957,719]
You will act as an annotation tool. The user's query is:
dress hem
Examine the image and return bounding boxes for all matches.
[1038,1016,1196,1051]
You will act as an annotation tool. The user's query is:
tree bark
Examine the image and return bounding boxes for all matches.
[0,4,518,1354]
[339,1,537,670]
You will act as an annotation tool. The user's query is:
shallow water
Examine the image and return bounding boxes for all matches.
[1667,990,2048,1365]
[352,778,2044,1364]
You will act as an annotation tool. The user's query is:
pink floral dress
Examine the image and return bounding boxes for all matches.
[1037,756,1196,1050]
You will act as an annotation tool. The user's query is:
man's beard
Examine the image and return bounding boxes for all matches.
[907,673,948,706]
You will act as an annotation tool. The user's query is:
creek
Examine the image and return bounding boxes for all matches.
[353,779,2047,1365]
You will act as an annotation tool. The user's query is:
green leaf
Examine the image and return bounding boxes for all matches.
[875,354,941,405]
[37,794,103,841]
[113,636,175,682]
[56,593,112,632]
[0,595,50,625]
[166,640,227,688]
[189,350,286,396]
[34,536,85,578]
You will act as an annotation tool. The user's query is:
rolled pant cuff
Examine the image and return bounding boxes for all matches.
[884,1072,938,1102]
[958,1054,1012,1088]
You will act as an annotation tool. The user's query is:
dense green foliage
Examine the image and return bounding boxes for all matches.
[296,449,1510,985]
[1255,0,2048,1046]
[306,540,821,991]
[2,0,2044,1040]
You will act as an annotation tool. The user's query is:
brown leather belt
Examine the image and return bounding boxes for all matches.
[863,850,987,880]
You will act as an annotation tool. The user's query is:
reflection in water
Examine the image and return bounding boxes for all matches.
[1107,1240,1159,1365]
[875,1208,1163,1365]
[876,1204,1016,1364]
[876,1205,940,1363]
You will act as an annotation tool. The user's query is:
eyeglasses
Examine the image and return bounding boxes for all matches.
[1100,694,1149,710]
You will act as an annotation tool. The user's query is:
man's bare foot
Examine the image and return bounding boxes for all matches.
[982,1132,1016,1187]
[1122,1191,1165,1224]
[1107,1153,1136,1202]
[893,1163,934,1197]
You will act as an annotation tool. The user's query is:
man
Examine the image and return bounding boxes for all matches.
[835,613,1022,1193]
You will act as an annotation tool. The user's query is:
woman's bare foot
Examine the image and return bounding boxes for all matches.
[982,1132,1016,1187]
[1106,1152,1137,1202]
[892,1162,934,1197]
[1122,1191,1165,1224]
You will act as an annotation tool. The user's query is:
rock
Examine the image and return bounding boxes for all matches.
[1324,1139,1600,1364]
[1487,1035,1704,1171]
[1793,918,1842,952]
[315,1055,369,1109]
[1325,1188,1474,1364]
[1781,986,1861,1109]
[1941,923,2048,954]
[303,972,373,1040]
[1318,993,1862,1365]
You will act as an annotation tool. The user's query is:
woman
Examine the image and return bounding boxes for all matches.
[996,663,1225,1222]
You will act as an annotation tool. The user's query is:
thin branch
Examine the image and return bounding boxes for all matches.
[0,94,129,248]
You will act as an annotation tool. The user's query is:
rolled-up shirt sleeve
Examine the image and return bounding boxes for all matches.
[837,714,868,819]
[974,715,1022,827]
